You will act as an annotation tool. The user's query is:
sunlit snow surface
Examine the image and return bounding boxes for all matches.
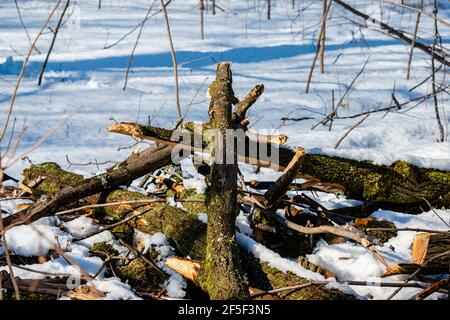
[0,0,449,299]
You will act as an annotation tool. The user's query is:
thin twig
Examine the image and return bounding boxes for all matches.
[0,0,64,144]
[38,0,71,86]
[123,1,157,90]
[406,0,423,80]
[0,202,21,300]
[334,113,370,149]
[159,0,181,118]
[305,0,333,93]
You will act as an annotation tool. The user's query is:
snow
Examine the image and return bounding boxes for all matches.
[4,219,72,257]
[0,0,449,300]
[136,230,187,298]
[237,233,326,282]
[89,278,141,300]
[306,209,450,299]
[63,215,100,238]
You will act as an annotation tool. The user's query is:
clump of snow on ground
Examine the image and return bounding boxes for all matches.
[4,218,71,257]
[180,157,207,194]
[63,215,100,238]
[89,278,141,300]
[306,208,450,300]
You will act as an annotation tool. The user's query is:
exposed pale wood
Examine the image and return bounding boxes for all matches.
[165,257,201,283]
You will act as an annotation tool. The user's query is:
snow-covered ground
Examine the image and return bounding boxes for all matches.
[0,0,449,300]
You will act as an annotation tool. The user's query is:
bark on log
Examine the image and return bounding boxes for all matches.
[107,122,450,213]
[411,233,450,274]
[202,62,249,300]
[264,148,305,206]
[2,144,172,229]
[234,84,264,121]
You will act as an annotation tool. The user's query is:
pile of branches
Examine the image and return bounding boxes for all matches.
[0,62,449,300]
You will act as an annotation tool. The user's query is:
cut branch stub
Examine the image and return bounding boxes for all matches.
[265,147,305,206]
[235,84,264,121]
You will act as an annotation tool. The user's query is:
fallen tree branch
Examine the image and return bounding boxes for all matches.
[108,121,450,213]
[410,278,449,300]
[334,0,449,66]
[2,144,172,229]
[264,148,305,205]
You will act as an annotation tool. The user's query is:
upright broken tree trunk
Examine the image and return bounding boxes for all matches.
[202,62,249,300]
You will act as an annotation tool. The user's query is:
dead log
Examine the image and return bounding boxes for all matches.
[2,144,172,229]
[411,233,450,274]
[108,122,450,213]
[384,234,450,276]
[202,62,249,300]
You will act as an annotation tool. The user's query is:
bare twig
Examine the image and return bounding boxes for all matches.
[333,0,449,66]
[305,0,333,93]
[406,0,423,80]
[159,0,181,118]
[123,1,157,90]
[251,279,445,299]
[0,0,64,144]
[334,113,370,149]
[430,0,445,142]
[14,0,41,54]
[38,0,71,86]
[387,250,450,300]
[382,0,450,28]
[0,202,21,300]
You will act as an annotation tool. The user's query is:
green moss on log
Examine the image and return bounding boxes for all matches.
[22,162,83,197]
[166,188,206,215]
[3,291,57,300]
[89,242,118,259]
[116,257,165,289]
[354,218,397,244]
[302,156,450,211]
[111,223,134,244]
[103,189,206,260]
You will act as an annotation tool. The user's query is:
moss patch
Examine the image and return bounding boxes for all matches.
[22,162,83,197]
